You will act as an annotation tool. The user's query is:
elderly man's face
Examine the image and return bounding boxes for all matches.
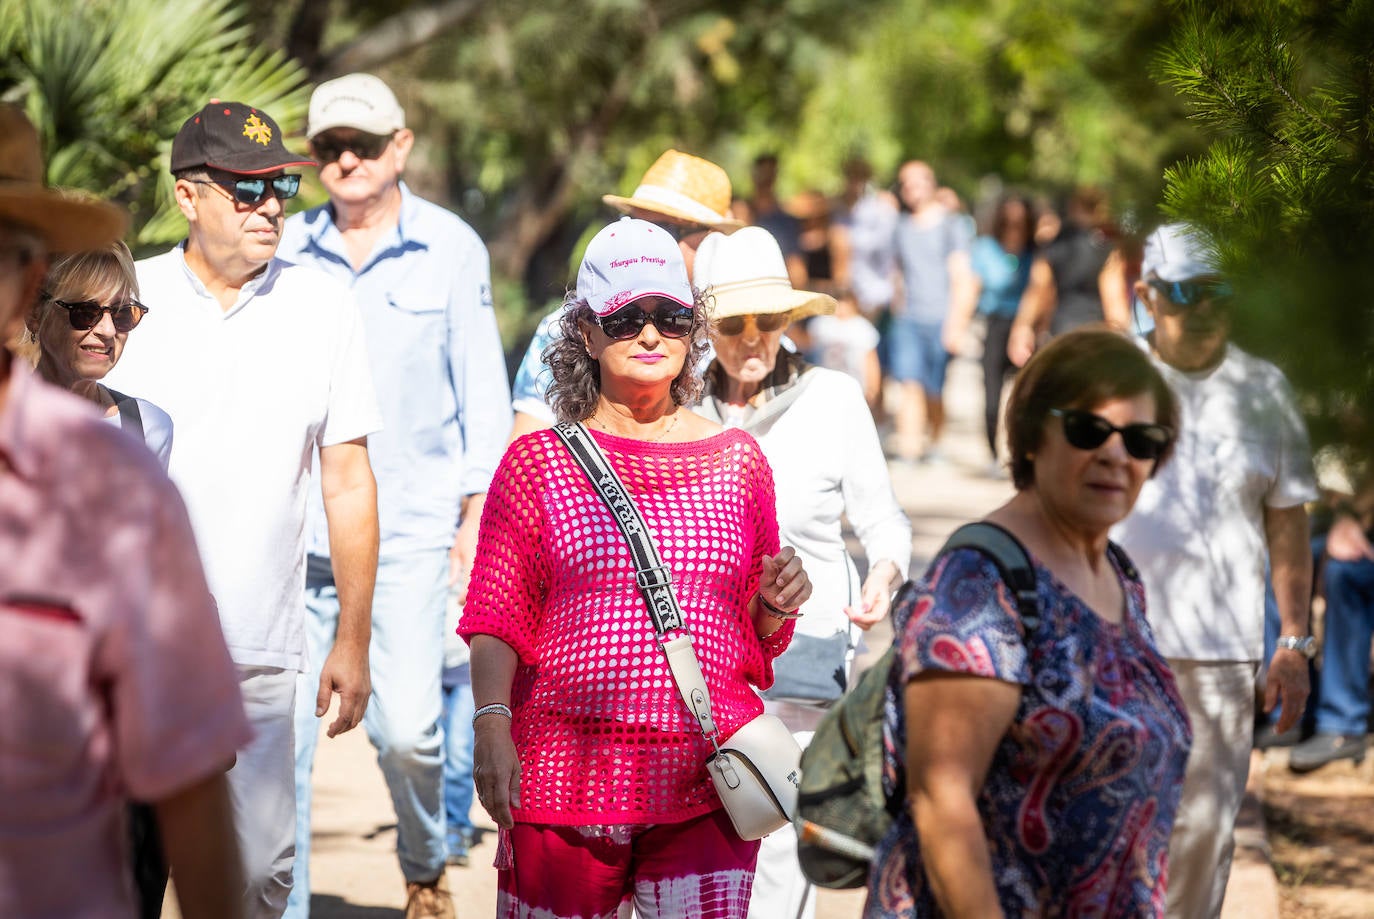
[312,128,413,208]
[0,227,46,356]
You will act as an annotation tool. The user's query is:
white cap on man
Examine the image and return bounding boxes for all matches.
[306,73,405,139]
[1141,222,1220,281]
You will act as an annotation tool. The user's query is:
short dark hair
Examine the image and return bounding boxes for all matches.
[1006,326,1179,489]
[545,291,712,424]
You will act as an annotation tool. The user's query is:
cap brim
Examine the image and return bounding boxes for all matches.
[590,288,696,317]
[204,155,317,175]
[0,191,128,254]
[602,193,743,230]
[708,281,836,321]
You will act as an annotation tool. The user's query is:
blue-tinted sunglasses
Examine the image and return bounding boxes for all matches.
[190,174,300,206]
[1147,277,1232,309]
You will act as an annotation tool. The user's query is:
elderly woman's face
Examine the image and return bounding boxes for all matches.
[1032,392,1163,535]
[711,312,789,390]
[583,296,692,392]
[34,283,135,387]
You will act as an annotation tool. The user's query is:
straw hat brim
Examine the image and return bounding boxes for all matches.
[602,193,744,230]
[707,279,836,322]
[0,189,128,254]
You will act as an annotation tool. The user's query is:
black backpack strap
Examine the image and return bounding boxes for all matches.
[934,521,1040,633]
[106,387,145,440]
[1106,541,1139,584]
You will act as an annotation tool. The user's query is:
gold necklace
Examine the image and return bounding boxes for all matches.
[591,408,681,442]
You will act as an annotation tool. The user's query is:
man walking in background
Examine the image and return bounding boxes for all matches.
[1113,223,1316,919]
[281,73,511,919]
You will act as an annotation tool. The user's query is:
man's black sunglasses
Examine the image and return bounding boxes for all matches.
[311,132,395,164]
[1147,278,1233,309]
[47,296,149,333]
[596,301,696,340]
[190,174,300,206]
[1050,408,1173,461]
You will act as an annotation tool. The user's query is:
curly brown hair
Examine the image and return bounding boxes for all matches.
[545,291,712,424]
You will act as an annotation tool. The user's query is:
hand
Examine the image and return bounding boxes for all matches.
[847,561,900,630]
[316,639,370,738]
[1326,513,1374,562]
[941,321,965,356]
[1007,324,1036,368]
[473,717,522,829]
[760,546,812,613]
[449,514,481,603]
[1264,647,1312,735]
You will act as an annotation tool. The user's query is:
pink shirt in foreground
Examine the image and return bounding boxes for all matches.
[460,427,790,825]
[0,363,250,919]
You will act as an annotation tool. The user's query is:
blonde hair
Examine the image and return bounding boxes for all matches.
[21,240,139,366]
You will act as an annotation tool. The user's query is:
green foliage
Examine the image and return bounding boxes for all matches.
[1157,0,1374,455]
[1,0,309,249]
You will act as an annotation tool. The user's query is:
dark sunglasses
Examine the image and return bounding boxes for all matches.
[714,312,791,337]
[1050,408,1173,461]
[596,301,696,340]
[47,296,149,333]
[1147,278,1232,310]
[311,132,395,164]
[645,217,711,241]
[190,174,301,206]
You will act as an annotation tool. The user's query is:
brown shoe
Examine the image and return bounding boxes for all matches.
[404,873,455,919]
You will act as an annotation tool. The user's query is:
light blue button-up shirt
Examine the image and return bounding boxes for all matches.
[282,183,512,557]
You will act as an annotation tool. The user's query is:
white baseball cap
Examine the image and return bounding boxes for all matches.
[576,217,694,316]
[307,73,405,139]
[1141,222,1220,282]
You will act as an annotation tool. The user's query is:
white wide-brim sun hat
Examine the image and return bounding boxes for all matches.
[693,226,836,321]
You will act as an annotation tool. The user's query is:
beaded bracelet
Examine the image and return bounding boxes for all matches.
[758,593,802,620]
[472,702,513,726]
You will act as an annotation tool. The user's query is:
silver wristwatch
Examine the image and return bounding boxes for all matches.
[1276,635,1317,658]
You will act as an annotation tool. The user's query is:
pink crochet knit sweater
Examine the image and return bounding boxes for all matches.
[460,426,791,826]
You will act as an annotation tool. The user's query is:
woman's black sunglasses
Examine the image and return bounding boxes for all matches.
[1050,408,1173,461]
[311,132,395,164]
[596,301,695,340]
[715,312,791,337]
[48,296,149,333]
[189,174,301,206]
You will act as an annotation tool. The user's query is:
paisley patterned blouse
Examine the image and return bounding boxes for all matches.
[865,546,1193,918]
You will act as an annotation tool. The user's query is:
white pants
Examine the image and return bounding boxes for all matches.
[748,701,824,919]
[1164,659,1257,919]
[228,665,298,919]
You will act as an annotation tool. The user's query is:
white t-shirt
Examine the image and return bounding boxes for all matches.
[1112,345,1316,662]
[806,314,879,393]
[105,246,382,670]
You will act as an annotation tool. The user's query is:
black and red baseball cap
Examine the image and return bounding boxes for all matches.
[170,100,315,175]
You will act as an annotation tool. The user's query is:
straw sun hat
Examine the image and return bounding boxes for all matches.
[603,149,743,230]
[693,226,836,321]
[0,104,128,253]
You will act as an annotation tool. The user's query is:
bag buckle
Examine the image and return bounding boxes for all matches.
[710,746,741,789]
[636,565,673,591]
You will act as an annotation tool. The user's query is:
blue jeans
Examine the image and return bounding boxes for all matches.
[1314,554,1374,735]
[286,550,448,917]
[441,665,476,853]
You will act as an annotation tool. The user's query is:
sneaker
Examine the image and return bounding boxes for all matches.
[1254,723,1302,750]
[1288,732,1367,773]
[404,874,456,919]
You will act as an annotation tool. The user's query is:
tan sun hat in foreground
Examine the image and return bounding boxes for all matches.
[0,104,128,253]
[603,149,744,230]
[693,226,836,321]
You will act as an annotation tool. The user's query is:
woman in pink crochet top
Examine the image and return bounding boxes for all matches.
[461,218,812,918]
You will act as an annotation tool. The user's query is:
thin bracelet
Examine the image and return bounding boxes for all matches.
[472,702,513,725]
[758,593,802,620]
